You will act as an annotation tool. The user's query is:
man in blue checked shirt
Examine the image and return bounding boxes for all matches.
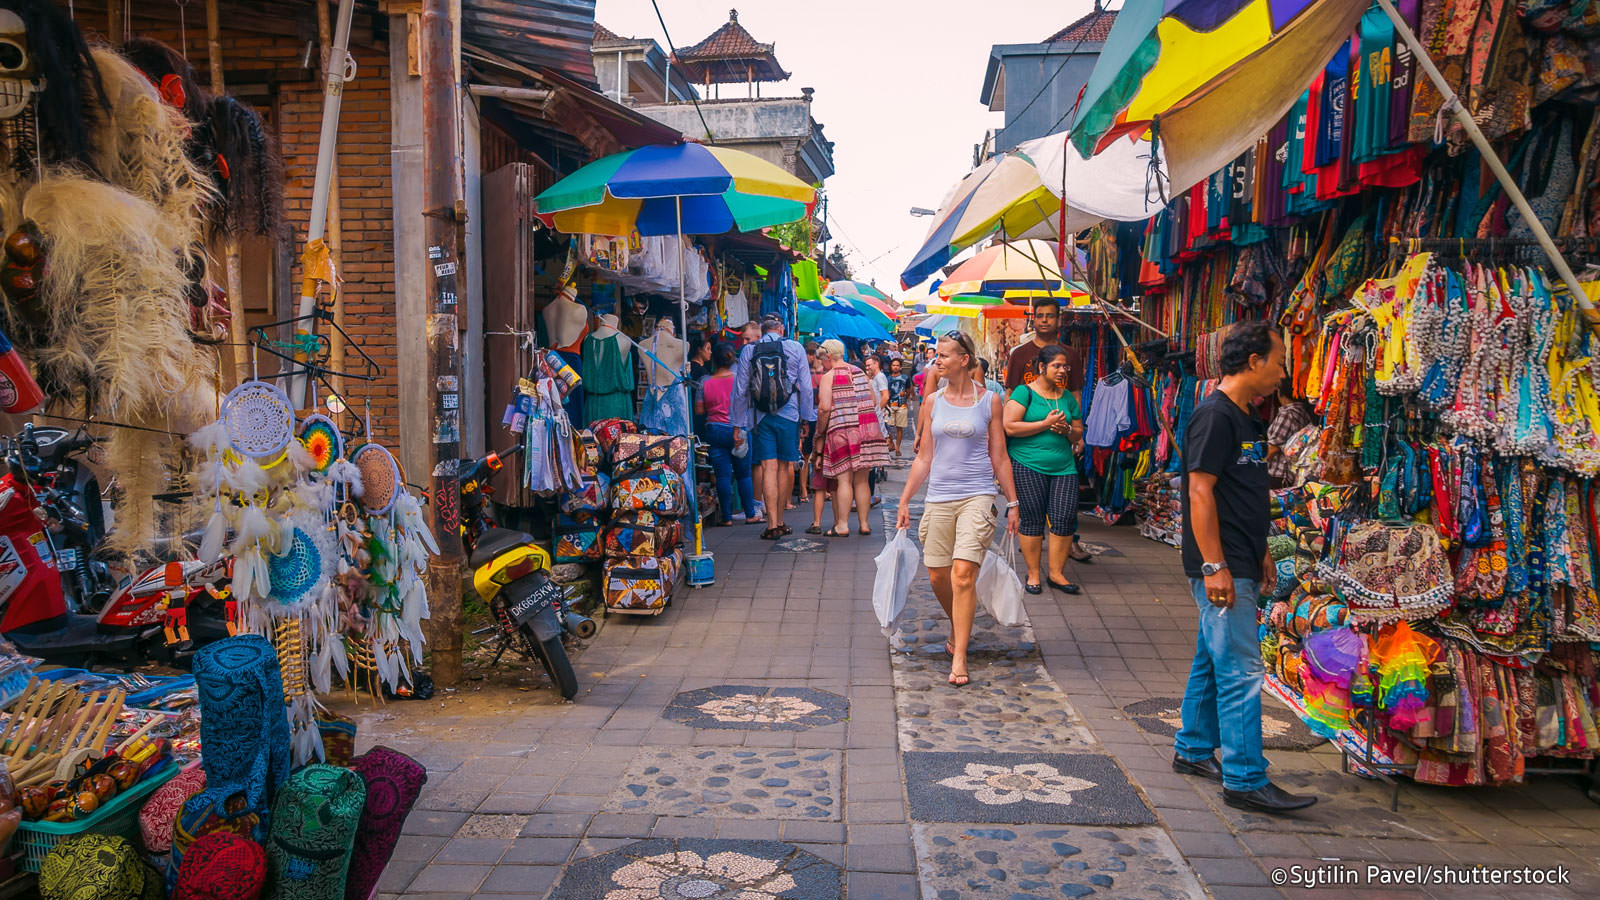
[730,315,815,541]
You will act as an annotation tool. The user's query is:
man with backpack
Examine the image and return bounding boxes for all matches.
[730,315,815,540]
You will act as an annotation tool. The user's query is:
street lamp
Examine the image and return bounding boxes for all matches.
[908,206,936,217]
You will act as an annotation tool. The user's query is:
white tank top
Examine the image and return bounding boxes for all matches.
[926,387,997,503]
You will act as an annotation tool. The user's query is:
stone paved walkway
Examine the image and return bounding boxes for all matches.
[361,465,1600,900]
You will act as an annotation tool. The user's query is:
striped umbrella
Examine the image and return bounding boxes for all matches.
[937,240,1091,302]
[534,142,815,237]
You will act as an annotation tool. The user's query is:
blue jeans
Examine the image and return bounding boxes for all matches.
[707,422,756,520]
[1174,577,1268,791]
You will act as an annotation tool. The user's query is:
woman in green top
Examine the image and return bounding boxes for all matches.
[1002,344,1086,595]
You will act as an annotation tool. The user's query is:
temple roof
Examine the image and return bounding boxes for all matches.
[1043,7,1117,43]
[673,9,790,84]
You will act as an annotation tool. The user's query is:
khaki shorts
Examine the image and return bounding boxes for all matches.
[918,494,997,567]
[887,406,908,428]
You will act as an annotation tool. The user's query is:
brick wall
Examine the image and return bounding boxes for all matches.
[77,13,404,448]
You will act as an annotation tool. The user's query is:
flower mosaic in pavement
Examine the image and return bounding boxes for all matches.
[1123,695,1327,751]
[603,747,840,820]
[661,685,847,731]
[548,838,841,900]
[914,824,1206,900]
[903,751,1155,826]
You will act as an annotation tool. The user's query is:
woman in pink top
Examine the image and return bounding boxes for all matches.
[696,343,757,524]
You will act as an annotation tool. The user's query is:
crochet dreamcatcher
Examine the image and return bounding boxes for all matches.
[346,441,436,692]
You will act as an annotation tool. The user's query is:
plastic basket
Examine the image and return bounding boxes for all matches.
[14,762,179,873]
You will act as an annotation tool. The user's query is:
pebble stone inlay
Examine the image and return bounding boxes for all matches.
[890,584,1095,754]
[913,824,1206,900]
[548,837,842,900]
[661,685,847,731]
[1123,695,1327,751]
[603,747,840,820]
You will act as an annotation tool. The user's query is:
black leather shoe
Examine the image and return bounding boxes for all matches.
[1222,782,1318,814]
[1171,755,1223,782]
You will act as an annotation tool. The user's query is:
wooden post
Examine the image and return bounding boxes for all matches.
[107,0,122,44]
[204,0,251,388]
[419,0,465,687]
[317,0,347,401]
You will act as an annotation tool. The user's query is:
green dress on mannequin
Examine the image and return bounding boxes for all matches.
[583,330,635,423]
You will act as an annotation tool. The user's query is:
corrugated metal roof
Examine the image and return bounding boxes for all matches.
[462,0,598,87]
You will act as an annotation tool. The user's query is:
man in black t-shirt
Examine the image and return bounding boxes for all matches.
[1173,322,1316,815]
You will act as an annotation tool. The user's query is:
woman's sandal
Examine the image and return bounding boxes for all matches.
[1069,550,1094,563]
[948,672,971,688]
[826,528,850,537]
[858,527,872,535]
[805,524,823,534]
[760,527,784,541]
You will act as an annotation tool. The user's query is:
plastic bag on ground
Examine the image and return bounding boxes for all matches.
[978,531,1030,627]
[873,528,921,635]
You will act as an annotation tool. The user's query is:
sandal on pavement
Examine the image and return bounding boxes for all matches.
[859,527,872,535]
[805,524,823,534]
[760,527,784,541]
[1069,550,1094,563]
[948,672,971,688]
[826,528,850,537]
[779,524,793,536]
[1048,577,1081,595]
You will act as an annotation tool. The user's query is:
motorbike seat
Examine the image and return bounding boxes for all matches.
[470,528,537,569]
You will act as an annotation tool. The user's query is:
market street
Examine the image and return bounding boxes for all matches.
[359,466,1600,900]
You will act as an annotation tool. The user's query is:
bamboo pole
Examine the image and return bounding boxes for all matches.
[206,0,252,387]
[317,0,348,403]
[1375,0,1598,334]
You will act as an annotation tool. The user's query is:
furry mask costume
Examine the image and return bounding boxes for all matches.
[0,3,218,554]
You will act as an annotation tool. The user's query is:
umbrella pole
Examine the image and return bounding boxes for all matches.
[677,196,703,557]
[1375,0,1597,334]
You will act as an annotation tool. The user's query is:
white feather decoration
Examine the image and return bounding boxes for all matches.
[199,503,227,562]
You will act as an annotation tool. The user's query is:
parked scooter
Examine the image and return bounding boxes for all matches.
[0,430,137,664]
[459,447,591,700]
[10,425,112,613]
[96,557,233,666]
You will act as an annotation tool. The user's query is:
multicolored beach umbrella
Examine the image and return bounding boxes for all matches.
[534,143,815,237]
[937,241,1088,301]
[1069,0,1368,196]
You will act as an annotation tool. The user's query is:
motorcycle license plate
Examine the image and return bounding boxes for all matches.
[504,578,560,628]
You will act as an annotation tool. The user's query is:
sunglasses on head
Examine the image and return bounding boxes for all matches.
[942,330,973,351]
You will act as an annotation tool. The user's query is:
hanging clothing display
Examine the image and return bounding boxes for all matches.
[581,332,636,423]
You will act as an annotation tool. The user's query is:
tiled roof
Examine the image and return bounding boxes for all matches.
[672,9,789,83]
[677,9,774,60]
[1044,8,1117,43]
[593,22,624,44]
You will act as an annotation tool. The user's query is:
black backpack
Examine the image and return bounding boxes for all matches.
[748,340,794,414]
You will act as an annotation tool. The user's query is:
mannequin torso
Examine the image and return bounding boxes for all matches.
[542,290,589,353]
[647,321,685,388]
[591,314,632,351]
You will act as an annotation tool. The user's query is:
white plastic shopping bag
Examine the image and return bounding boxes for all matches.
[873,528,921,635]
[977,531,1031,627]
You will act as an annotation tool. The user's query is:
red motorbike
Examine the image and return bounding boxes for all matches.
[96,557,234,666]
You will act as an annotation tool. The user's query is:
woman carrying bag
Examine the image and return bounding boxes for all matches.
[897,331,1022,687]
[696,343,758,525]
[1002,344,1086,594]
[814,339,891,536]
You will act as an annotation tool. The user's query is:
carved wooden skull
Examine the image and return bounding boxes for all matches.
[0,10,40,120]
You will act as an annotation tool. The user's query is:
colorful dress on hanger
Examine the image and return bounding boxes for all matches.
[583,332,635,424]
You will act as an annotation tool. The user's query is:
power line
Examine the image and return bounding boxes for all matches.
[648,0,715,143]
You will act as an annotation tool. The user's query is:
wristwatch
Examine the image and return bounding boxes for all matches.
[1200,561,1229,576]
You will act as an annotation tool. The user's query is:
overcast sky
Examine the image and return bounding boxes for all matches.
[596,0,1098,301]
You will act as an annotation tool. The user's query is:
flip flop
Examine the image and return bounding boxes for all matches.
[760,527,784,541]
[805,525,823,534]
[948,673,971,688]
[826,529,850,538]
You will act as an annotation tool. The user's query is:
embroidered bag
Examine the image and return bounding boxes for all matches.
[611,468,687,514]
[1319,520,1454,622]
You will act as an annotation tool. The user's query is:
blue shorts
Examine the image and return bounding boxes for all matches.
[752,415,800,463]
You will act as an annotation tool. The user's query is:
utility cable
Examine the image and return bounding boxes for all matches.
[648,0,716,143]
[1006,3,1117,140]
